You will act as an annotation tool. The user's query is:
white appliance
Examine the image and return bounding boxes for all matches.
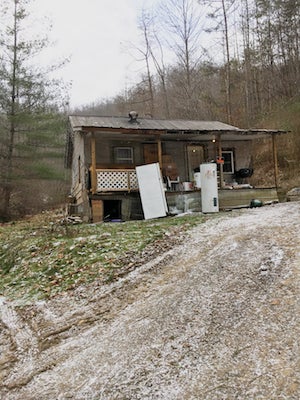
[200,163,219,213]
[136,163,168,219]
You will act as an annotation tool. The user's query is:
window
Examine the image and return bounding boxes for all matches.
[114,147,134,164]
[222,150,234,173]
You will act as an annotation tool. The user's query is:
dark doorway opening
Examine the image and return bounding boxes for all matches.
[103,200,122,221]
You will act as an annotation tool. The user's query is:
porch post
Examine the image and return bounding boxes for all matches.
[272,134,279,188]
[157,135,163,169]
[217,134,224,189]
[91,133,97,194]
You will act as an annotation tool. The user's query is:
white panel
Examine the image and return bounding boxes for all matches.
[136,163,168,220]
[200,163,219,213]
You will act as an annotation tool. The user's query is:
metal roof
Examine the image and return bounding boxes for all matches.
[69,115,287,137]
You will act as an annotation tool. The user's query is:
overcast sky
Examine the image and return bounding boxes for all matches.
[31,0,160,108]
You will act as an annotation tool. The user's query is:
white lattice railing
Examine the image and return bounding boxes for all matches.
[95,169,139,192]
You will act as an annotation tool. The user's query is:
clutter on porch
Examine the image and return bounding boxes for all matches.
[66,115,287,222]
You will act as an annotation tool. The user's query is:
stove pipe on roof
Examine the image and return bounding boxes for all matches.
[128,111,138,122]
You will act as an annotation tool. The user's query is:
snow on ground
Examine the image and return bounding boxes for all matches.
[1,202,300,399]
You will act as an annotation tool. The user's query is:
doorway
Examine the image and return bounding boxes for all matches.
[187,145,205,180]
[143,143,158,164]
[103,200,122,221]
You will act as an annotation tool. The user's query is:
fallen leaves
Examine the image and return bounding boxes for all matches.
[0,210,207,301]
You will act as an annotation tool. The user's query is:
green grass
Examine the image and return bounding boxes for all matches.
[0,211,210,302]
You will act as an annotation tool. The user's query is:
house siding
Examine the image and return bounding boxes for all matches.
[85,136,144,166]
[70,133,91,219]
[71,133,85,195]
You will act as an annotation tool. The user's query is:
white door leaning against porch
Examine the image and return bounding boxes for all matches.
[136,163,168,220]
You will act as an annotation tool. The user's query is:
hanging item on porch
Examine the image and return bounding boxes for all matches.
[216,156,224,164]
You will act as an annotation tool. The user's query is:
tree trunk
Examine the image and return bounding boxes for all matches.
[221,0,232,125]
[2,0,18,219]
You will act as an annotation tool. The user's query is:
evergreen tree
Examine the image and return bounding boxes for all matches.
[0,0,69,220]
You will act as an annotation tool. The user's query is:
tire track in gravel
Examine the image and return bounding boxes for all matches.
[0,297,40,388]
[1,202,300,399]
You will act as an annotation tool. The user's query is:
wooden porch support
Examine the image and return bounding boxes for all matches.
[156,135,163,170]
[91,133,97,194]
[272,134,279,189]
[217,134,224,189]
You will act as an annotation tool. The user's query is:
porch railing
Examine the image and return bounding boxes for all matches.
[95,168,139,192]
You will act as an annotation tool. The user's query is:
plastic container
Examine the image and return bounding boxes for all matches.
[182,182,193,191]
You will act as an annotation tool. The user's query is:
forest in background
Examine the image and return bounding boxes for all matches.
[78,0,300,124]
[0,0,299,220]
[76,0,300,192]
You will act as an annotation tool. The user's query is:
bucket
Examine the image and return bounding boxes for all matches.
[182,182,193,191]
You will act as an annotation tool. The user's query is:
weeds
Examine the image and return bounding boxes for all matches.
[0,211,208,301]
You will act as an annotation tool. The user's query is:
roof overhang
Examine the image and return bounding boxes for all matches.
[69,115,288,142]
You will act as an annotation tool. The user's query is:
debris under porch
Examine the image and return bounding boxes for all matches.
[89,187,279,222]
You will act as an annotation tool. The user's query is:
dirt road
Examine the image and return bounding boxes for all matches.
[1,202,300,399]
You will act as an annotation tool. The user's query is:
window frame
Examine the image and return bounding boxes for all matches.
[114,146,134,164]
[222,150,235,174]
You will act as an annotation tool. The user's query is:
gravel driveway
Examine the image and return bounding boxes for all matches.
[1,202,300,399]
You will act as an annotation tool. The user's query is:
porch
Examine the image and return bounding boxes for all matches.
[92,167,190,193]
[67,115,288,222]
[87,125,283,198]
[89,167,279,221]
[93,168,139,192]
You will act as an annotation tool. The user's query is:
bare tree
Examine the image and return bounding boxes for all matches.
[200,0,239,124]
[136,10,156,117]
[158,0,206,118]
[134,8,172,118]
[221,0,233,124]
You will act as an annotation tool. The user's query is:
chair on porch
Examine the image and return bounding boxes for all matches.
[166,176,180,191]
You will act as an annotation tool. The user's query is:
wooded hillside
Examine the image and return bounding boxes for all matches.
[76,0,300,191]
[1,0,299,220]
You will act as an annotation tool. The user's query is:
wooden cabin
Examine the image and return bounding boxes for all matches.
[65,114,287,222]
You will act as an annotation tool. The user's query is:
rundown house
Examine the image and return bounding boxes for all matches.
[65,114,287,222]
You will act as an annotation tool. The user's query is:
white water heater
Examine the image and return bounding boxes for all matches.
[200,163,219,213]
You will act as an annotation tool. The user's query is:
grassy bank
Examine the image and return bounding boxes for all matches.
[0,210,209,302]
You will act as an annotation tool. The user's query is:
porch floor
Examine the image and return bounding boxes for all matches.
[218,187,279,209]
[165,187,279,213]
[89,187,279,222]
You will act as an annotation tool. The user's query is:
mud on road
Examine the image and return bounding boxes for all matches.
[1,202,300,399]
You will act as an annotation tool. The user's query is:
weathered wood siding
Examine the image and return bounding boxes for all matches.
[218,188,278,209]
[85,136,144,166]
[71,133,85,199]
[70,133,91,219]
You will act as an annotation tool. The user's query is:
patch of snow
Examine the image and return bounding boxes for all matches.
[1,202,300,399]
